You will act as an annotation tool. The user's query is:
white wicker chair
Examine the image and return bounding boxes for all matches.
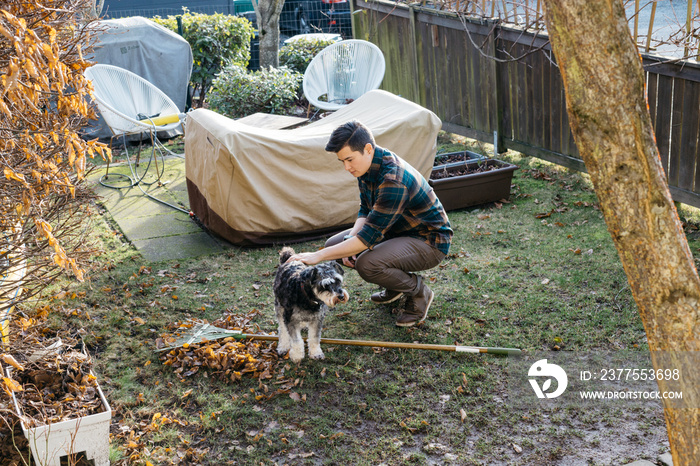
[302,40,386,111]
[84,64,185,187]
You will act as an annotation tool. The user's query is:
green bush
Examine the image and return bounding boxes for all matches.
[152,10,255,107]
[278,37,338,73]
[208,65,303,118]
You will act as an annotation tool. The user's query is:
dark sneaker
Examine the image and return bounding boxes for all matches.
[370,289,404,304]
[395,284,433,327]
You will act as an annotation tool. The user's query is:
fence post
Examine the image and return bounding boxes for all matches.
[409,5,422,105]
[489,18,506,153]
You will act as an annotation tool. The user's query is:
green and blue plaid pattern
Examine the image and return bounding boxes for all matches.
[356,146,453,255]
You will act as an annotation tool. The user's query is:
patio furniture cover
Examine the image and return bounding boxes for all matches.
[185,90,442,246]
[85,16,192,139]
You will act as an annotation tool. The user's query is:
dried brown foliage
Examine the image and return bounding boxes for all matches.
[5,333,103,428]
[0,0,109,324]
[158,310,304,401]
[0,305,105,464]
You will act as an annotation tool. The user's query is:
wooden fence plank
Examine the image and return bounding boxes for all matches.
[460,27,475,129]
[468,29,486,132]
[654,74,673,177]
[498,37,514,141]
[531,50,544,150]
[541,51,552,152]
[678,80,700,191]
[669,78,684,187]
[420,20,438,117]
[549,59,564,154]
[646,72,658,127]
[445,27,462,128]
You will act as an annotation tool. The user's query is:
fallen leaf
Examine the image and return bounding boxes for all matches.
[513,443,523,453]
[1,354,24,371]
[2,377,23,392]
[289,392,301,402]
[460,408,467,422]
[541,278,550,285]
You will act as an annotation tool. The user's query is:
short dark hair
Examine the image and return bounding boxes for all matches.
[325,120,375,153]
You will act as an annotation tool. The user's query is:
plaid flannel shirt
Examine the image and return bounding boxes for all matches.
[355,146,453,255]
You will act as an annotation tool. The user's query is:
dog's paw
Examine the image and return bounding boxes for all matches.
[309,349,325,360]
[276,340,290,355]
[289,346,304,363]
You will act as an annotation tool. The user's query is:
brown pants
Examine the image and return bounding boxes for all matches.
[326,229,446,295]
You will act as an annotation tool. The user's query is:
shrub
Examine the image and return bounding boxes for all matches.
[208,65,303,118]
[152,10,255,107]
[278,37,338,74]
[0,1,109,309]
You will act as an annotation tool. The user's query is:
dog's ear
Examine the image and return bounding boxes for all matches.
[332,262,344,276]
[302,265,318,283]
[279,247,294,264]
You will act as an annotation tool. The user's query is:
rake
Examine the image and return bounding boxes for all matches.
[156,322,521,356]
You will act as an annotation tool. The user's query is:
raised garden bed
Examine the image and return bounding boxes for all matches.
[433,149,487,169]
[6,343,112,466]
[429,158,518,211]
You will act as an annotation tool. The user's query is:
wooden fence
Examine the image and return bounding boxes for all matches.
[352,0,700,208]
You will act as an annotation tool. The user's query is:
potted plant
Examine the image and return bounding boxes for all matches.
[430,150,518,211]
[4,341,112,466]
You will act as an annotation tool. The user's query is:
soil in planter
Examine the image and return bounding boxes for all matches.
[433,151,483,166]
[430,162,500,180]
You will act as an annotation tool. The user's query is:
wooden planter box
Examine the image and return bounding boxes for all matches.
[7,367,112,466]
[433,149,486,169]
[429,159,518,211]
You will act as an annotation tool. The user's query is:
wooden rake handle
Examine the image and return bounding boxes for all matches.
[226,332,521,356]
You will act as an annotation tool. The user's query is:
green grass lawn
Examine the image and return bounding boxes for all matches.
[6,133,700,465]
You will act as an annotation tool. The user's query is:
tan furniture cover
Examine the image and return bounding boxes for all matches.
[184,89,442,246]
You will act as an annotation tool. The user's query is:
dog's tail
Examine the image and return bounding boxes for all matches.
[279,246,295,264]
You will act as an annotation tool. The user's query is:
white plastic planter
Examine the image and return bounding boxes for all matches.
[7,367,112,466]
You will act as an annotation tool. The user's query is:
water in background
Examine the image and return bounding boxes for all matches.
[500,0,696,59]
[627,0,695,58]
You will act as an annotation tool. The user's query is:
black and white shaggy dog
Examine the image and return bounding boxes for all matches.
[273,247,349,363]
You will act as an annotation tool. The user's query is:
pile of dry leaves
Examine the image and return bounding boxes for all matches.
[157,310,291,396]
[1,332,105,429]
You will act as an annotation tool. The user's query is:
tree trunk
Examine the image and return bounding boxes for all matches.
[540,0,699,463]
[253,0,285,69]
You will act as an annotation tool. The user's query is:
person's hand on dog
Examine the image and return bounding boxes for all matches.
[287,236,367,268]
[287,251,322,265]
